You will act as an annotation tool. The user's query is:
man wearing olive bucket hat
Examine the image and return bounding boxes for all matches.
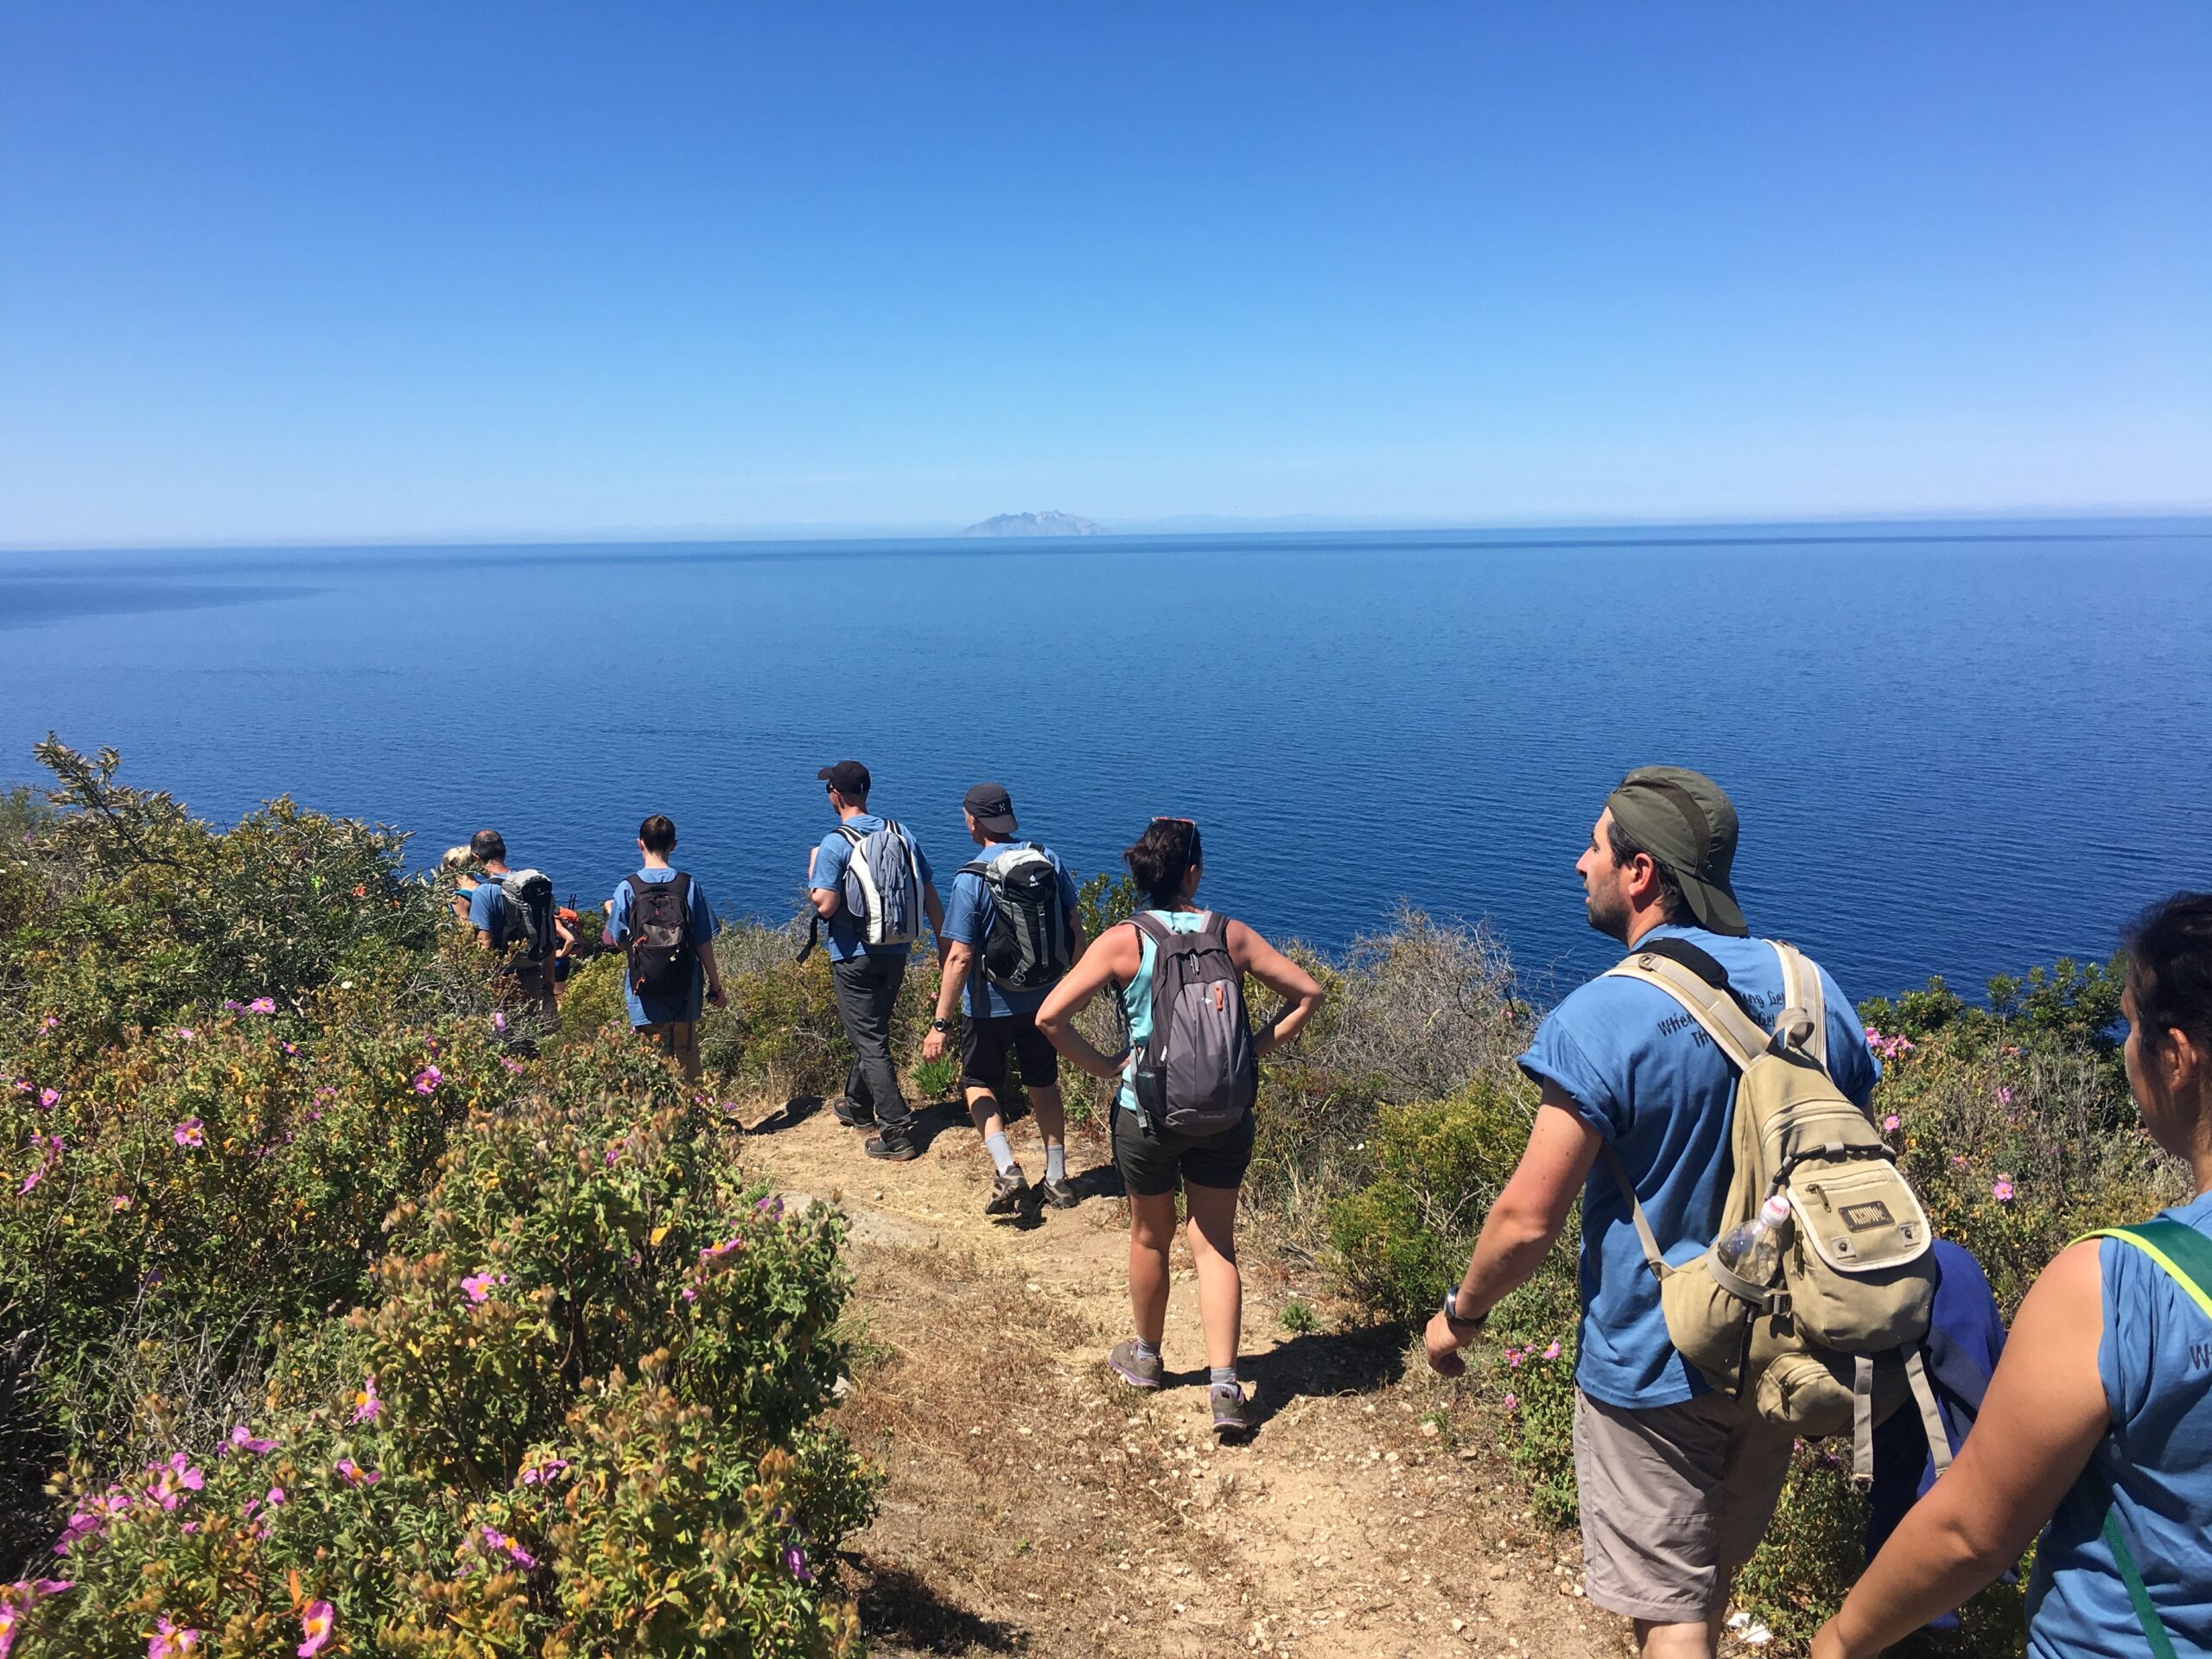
[1421,768,1881,1658]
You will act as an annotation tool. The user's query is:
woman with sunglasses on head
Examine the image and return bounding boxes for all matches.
[1813,892,2212,1659]
[1036,817,1325,1439]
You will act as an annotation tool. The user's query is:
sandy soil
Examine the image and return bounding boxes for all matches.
[742,1092,1633,1659]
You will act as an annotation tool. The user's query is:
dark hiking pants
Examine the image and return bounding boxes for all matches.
[832,952,910,1135]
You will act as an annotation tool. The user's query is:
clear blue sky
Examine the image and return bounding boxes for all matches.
[3,3,2207,545]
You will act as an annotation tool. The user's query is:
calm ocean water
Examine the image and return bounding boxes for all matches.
[4,522,2208,1007]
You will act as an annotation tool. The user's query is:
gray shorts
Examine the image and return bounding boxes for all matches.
[1573,1388,1796,1625]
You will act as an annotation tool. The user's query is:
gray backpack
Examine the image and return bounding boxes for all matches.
[1128,912,1256,1136]
[959,842,1072,992]
[835,820,922,947]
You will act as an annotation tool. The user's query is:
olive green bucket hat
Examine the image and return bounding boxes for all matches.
[1604,766,1748,937]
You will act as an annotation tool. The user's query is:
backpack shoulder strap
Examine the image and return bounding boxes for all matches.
[2081,1221,2212,1322]
[1603,949,1771,1071]
[835,823,863,848]
[958,860,992,879]
[1198,909,1228,943]
[1770,941,1829,1067]
[1128,912,1172,946]
[624,872,652,904]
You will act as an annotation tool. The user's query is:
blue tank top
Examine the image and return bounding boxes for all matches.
[2026,1187,2212,1657]
[1115,909,1211,1113]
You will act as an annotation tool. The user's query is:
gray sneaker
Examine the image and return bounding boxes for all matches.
[1211,1382,1257,1440]
[985,1164,1030,1217]
[1038,1173,1078,1210]
[1108,1339,1163,1390]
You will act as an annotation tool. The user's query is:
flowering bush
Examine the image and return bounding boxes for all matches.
[1,748,874,1652]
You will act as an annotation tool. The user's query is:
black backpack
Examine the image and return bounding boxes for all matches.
[624,872,696,997]
[498,869,558,961]
[958,843,1072,992]
[1127,912,1256,1136]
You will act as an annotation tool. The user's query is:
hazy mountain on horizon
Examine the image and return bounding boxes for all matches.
[959,510,1101,537]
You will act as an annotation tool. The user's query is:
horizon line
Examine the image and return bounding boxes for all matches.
[5,502,2211,559]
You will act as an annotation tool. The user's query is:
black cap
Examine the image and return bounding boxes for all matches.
[963,782,1018,836]
[817,760,871,797]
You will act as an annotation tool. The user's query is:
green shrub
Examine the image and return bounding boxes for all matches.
[550,950,630,1047]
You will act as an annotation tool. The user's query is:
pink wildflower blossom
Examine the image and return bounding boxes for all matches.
[1882,1114,1901,1132]
[351,1375,381,1425]
[1993,1179,2015,1202]
[250,997,277,1014]
[227,1426,277,1456]
[461,1270,508,1305]
[172,1118,205,1148]
[264,1486,286,1508]
[39,1015,59,1032]
[1502,1391,1518,1411]
[411,1065,442,1096]
[680,1286,697,1302]
[518,1459,570,1487]
[1503,1346,1523,1368]
[785,1543,814,1583]
[1541,1340,1561,1361]
[1951,1154,1969,1168]
[1994,1085,2015,1107]
[500,1057,524,1073]
[175,1028,195,1042]
[297,1599,335,1658]
[18,1134,63,1196]
[148,1616,201,1657]
[146,1453,204,1512]
[37,1088,59,1109]
[492,1011,506,1033]
[332,1459,379,1488]
[480,1526,537,1569]
[112,1194,133,1211]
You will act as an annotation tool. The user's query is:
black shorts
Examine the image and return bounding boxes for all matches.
[959,1010,1060,1093]
[1111,1104,1255,1198]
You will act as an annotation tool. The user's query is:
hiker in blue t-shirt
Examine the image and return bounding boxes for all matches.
[463,828,574,1025]
[1816,892,2212,1659]
[602,815,725,1083]
[1421,768,1880,1656]
[921,783,1087,1216]
[806,760,944,1161]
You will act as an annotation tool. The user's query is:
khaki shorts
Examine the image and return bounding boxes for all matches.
[1573,1388,1796,1625]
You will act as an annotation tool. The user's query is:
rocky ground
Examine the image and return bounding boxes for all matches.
[744,1093,1631,1659]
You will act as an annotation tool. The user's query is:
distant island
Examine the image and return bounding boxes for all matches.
[959,510,1101,537]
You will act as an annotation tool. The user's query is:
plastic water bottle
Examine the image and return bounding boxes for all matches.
[1715,1194,1795,1284]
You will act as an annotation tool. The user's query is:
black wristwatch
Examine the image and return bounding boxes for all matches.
[1440,1288,1487,1333]
[930,1018,952,1033]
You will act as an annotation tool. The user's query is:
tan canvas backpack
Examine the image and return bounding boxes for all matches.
[1600,938,1952,1484]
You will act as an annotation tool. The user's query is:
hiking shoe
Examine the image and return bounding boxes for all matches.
[1108,1339,1164,1391]
[984,1164,1030,1217]
[863,1131,918,1162]
[1211,1382,1257,1440]
[831,1096,876,1129]
[1038,1174,1079,1210]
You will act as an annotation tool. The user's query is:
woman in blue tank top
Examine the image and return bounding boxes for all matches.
[1036,817,1324,1440]
[1815,892,2212,1659]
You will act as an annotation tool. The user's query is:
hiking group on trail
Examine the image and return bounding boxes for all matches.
[442,760,2212,1659]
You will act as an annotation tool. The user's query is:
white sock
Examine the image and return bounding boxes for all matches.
[984,1130,1016,1174]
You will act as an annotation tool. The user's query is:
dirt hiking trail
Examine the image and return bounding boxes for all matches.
[745,1093,1630,1659]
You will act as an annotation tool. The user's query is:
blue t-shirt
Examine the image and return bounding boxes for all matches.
[943,842,1080,1019]
[604,868,718,1027]
[467,878,508,938]
[2026,1188,2212,1658]
[1517,923,1880,1408]
[807,814,934,963]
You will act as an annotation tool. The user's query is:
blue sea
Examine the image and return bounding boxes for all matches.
[4,521,2208,1006]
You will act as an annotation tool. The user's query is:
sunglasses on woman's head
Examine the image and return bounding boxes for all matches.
[1152,816,1195,827]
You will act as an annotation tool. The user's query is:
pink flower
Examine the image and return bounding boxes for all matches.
[698,1236,747,1268]
[492,1011,506,1033]
[250,997,276,1014]
[1541,1340,1561,1361]
[1882,1114,1901,1132]
[1993,1179,2015,1202]
[680,1286,697,1303]
[499,1056,524,1074]
[264,1485,287,1508]
[1994,1086,2015,1107]
[227,1425,277,1456]
[351,1375,381,1425]
[172,1118,205,1148]
[461,1270,508,1305]
[39,1014,59,1032]
[517,1458,570,1486]
[332,1459,379,1488]
[175,1028,195,1042]
[411,1065,442,1096]
[479,1526,537,1568]
[111,1194,133,1211]
[785,1542,813,1582]
[148,1616,201,1657]
[37,1088,59,1109]
[18,1134,63,1196]
[145,1453,203,1511]
[1951,1154,1969,1168]
[296,1599,334,1658]
[1502,1391,1518,1411]
[1504,1347,1523,1368]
